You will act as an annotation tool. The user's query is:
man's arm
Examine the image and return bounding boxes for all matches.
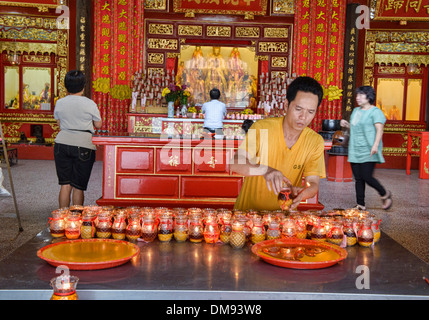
[290,175,320,210]
[371,122,384,157]
[93,120,102,129]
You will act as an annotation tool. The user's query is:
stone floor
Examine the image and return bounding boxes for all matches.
[1,159,428,264]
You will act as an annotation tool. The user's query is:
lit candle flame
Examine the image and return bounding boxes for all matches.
[62,282,71,291]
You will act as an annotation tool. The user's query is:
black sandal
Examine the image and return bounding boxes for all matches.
[381,191,392,210]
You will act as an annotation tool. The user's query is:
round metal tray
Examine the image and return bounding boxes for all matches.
[37,239,140,270]
[251,238,347,269]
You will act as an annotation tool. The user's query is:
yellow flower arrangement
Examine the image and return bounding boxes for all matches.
[241,108,254,115]
[161,84,180,102]
[162,84,191,104]
[179,86,191,105]
[187,106,197,113]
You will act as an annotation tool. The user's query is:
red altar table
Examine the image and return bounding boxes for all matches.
[93,133,324,210]
[406,131,429,179]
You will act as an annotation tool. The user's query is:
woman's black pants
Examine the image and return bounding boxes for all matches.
[350,162,387,207]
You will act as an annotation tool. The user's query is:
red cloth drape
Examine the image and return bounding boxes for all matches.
[293,0,347,132]
[92,0,144,133]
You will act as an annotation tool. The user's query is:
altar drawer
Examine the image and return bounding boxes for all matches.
[117,147,154,173]
[193,148,232,175]
[156,148,192,174]
[181,176,243,198]
[116,175,179,198]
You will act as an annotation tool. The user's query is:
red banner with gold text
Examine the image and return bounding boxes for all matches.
[92,0,144,133]
[293,0,346,132]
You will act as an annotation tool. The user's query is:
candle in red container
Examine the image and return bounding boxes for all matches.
[65,213,81,240]
[204,217,219,244]
[49,209,67,238]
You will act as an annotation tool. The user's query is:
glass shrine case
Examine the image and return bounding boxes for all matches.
[2,53,58,114]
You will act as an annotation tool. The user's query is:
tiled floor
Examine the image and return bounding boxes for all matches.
[1,160,428,264]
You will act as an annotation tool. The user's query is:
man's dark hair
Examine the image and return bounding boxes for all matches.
[210,88,221,100]
[356,86,376,105]
[242,119,254,133]
[286,76,324,107]
[65,70,86,94]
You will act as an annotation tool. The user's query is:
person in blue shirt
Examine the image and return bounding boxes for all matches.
[340,86,392,210]
[201,88,227,135]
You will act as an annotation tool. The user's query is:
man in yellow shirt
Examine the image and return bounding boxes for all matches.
[231,76,326,211]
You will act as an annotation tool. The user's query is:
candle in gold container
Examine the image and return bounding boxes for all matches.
[278,182,310,211]
[219,213,232,244]
[327,221,344,245]
[292,214,307,239]
[158,212,173,242]
[50,275,79,300]
[370,215,381,244]
[251,215,266,244]
[126,212,142,242]
[80,211,97,239]
[111,210,127,240]
[277,188,293,211]
[343,218,357,246]
[357,218,374,247]
[229,221,246,249]
[174,215,188,242]
[96,211,112,239]
[310,218,326,242]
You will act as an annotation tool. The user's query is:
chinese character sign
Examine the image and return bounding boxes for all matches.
[375,0,429,21]
[173,0,268,16]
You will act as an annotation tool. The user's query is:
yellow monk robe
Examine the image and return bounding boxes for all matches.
[234,117,326,211]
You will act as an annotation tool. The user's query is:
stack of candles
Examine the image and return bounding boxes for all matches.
[257,72,297,117]
[131,69,174,112]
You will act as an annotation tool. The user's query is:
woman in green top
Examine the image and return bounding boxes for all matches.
[340,86,392,210]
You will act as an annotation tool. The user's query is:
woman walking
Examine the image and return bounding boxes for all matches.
[340,86,392,210]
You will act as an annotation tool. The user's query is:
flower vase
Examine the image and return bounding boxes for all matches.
[167,101,175,118]
[181,105,187,117]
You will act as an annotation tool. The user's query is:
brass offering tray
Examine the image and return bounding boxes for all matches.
[252,239,347,269]
[37,239,140,270]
